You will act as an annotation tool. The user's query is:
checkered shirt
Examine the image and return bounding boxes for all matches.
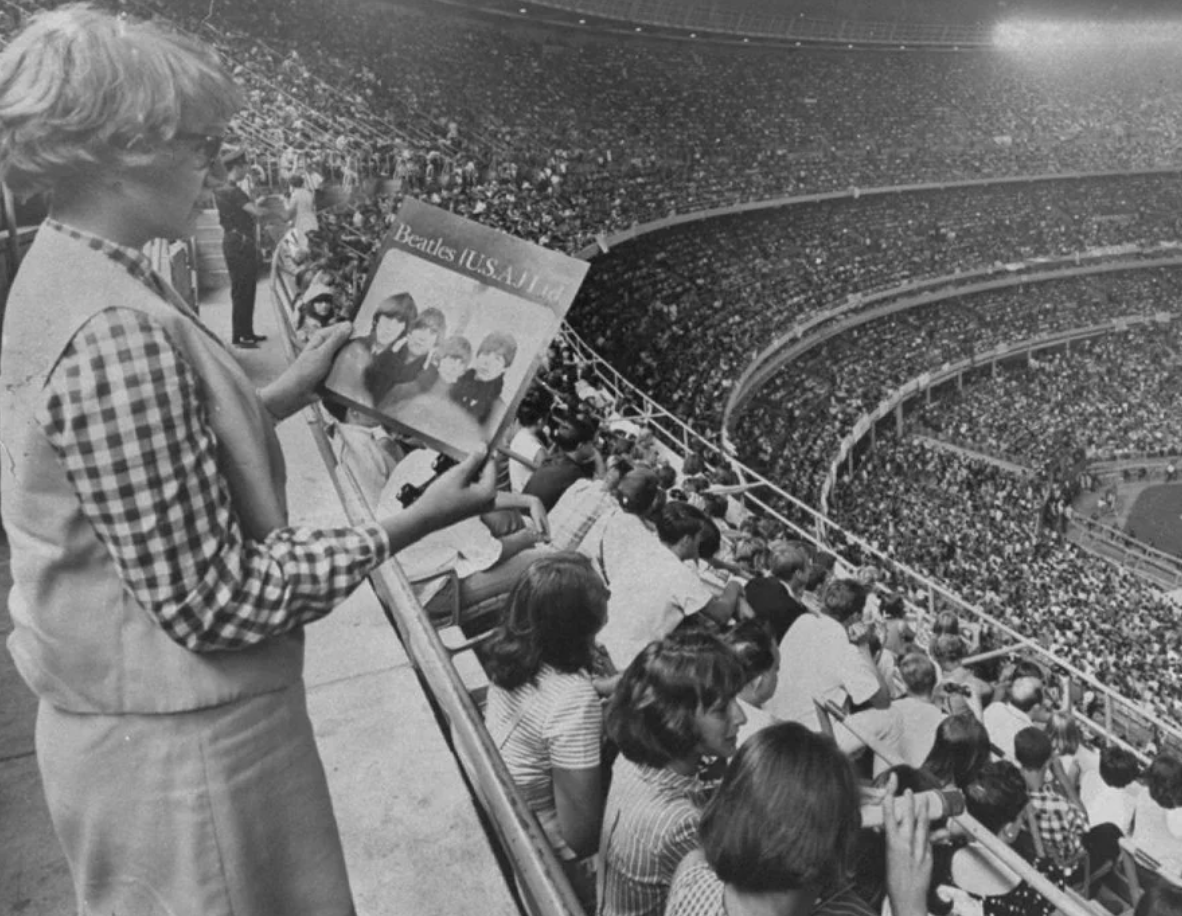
[1028,785,1089,864]
[38,220,391,651]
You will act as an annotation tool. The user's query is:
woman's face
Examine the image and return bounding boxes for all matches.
[694,696,746,760]
[374,315,406,347]
[129,122,225,242]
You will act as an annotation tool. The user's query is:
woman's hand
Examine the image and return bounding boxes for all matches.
[397,447,498,538]
[258,323,353,421]
[883,782,933,916]
[524,494,550,543]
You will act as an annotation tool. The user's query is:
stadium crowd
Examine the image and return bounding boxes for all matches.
[735,268,1182,503]
[11,2,1182,913]
[821,326,1182,718]
[149,0,1182,228]
[334,329,1182,914]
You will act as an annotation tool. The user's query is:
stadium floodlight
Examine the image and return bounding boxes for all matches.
[992,18,1182,50]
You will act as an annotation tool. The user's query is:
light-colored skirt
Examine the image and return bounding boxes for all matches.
[36,683,353,916]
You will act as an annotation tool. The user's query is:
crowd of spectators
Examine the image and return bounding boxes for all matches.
[570,175,1182,428]
[826,320,1182,723]
[911,330,1182,469]
[16,1,1182,911]
[20,0,1177,261]
[155,0,1182,222]
[351,322,1182,914]
[735,268,1182,504]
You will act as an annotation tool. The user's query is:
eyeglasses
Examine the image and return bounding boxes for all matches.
[172,131,225,167]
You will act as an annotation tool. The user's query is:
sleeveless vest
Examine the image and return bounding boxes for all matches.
[1,225,303,714]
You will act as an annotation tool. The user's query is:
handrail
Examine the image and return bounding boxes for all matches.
[521,0,993,47]
[269,254,586,916]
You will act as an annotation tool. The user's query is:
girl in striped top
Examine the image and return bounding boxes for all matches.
[483,553,609,909]
[598,631,748,916]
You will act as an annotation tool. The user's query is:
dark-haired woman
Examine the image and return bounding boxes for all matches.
[923,713,993,791]
[933,761,1054,916]
[598,631,747,916]
[483,553,609,907]
[666,723,934,916]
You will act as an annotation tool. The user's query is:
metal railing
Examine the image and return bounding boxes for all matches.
[269,254,586,916]
[524,0,992,47]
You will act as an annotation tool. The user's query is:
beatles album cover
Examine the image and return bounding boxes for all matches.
[321,198,589,458]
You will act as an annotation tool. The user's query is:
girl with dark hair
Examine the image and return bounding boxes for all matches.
[599,631,747,916]
[667,723,934,916]
[933,761,1055,916]
[1132,752,1182,875]
[923,713,993,790]
[483,553,609,907]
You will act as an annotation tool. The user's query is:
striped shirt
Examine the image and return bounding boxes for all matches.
[548,478,616,552]
[485,665,602,858]
[667,850,877,916]
[37,219,392,651]
[599,757,706,916]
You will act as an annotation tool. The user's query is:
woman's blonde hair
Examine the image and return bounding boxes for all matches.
[0,3,242,195]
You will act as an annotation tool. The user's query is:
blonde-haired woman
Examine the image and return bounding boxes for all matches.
[0,6,494,914]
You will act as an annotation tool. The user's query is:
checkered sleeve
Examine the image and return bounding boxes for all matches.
[40,307,392,651]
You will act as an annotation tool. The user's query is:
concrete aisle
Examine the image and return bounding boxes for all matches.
[0,273,519,916]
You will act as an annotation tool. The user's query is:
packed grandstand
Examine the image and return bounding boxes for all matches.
[8,0,1182,911]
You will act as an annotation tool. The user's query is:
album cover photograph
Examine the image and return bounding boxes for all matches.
[322,198,589,458]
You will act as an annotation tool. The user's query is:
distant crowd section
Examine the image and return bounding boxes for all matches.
[6,0,1175,253]
[736,268,1182,502]
[570,175,1182,431]
[826,323,1182,725]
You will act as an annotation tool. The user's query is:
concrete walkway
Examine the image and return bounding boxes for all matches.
[0,276,518,916]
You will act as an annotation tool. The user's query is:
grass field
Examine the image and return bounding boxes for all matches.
[1125,484,1182,555]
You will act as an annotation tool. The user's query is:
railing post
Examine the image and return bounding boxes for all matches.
[1105,694,1114,738]
[1061,674,1073,712]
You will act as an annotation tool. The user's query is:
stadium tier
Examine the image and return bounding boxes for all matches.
[7,1,1182,914]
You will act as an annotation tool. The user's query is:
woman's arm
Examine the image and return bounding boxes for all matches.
[553,766,603,859]
[42,310,493,653]
[494,491,550,542]
[258,323,353,420]
[547,680,605,858]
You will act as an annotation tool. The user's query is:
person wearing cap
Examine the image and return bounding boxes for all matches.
[0,8,497,915]
[215,143,265,347]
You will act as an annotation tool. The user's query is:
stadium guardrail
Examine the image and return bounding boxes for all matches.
[270,256,588,916]
[523,0,993,47]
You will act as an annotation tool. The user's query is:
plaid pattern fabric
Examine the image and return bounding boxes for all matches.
[46,218,165,296]
[38,224,391,651]
[1029,785,1089,863]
